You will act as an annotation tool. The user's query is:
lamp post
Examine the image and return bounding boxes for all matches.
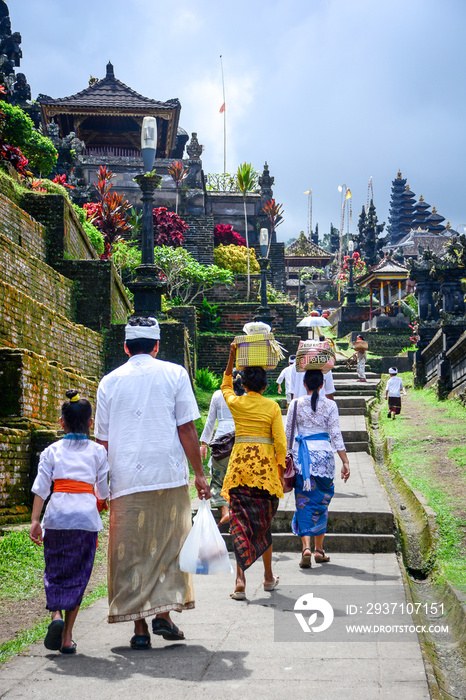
[345,238,357,305]
[254,228,273,325]
[127,117,164,316]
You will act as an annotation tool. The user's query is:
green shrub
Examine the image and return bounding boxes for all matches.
[196,367,221,392]
[33,178,70,199]
[0,101,57,175]
[72,203,104,256]
[198,298,221,332]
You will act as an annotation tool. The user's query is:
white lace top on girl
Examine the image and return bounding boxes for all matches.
[285,395,345,479]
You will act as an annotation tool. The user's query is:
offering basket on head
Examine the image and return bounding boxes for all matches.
[233,322,286,371]
[295,339,335,374]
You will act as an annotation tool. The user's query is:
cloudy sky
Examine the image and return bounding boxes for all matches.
[11,0,466,242]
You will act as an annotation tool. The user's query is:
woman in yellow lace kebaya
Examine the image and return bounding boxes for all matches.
[221,342,286,600]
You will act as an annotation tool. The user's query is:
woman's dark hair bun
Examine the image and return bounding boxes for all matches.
[66,388,79,401]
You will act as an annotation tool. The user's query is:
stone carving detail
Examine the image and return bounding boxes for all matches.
[186,132,203,159]
[259,162,274,200]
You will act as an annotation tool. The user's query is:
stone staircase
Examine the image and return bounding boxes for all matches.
[193,370,397,555]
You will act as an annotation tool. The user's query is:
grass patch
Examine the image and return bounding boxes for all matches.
[0,530,44,600]
[379,379,466,591]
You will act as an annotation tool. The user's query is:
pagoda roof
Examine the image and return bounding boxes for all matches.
[382,228,451,257]
[285,232,331,258]
[424,207,445,224]
[39,62,179,113]
[357,257,409,287]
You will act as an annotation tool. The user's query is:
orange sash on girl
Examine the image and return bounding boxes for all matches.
[53,479,94,494]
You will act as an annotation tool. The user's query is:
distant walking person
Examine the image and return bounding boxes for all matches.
[353,334,367,383]
[276,355,296,406]
[30,389,109,655]
[95,317,210,650]
[385,367,406,419]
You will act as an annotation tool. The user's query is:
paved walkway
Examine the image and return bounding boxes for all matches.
[0,553,430,700]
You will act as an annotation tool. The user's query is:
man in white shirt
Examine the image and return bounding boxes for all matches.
[95,317,210,649]
[276,355,296,405]
[290,363,335,400]
[384,367,405,419]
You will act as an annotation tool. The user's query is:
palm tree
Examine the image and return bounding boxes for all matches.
[168,161,189,214]
[236,163,256,300]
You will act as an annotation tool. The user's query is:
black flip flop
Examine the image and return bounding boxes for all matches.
[130,634,151,650]
[60,641,77,655]
[44,619,64,650]
[152,618,185,641]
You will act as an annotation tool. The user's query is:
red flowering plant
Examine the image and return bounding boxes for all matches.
[0,142,31,177]
[84,166,132,259]
[338,252,367,284]
[52,174,74,190]
[153,207,189,247]
[214,223,246,247]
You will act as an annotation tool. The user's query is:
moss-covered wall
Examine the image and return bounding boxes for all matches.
[0,231,74,318]
[0,348,98,423]
[57,260,131,331]
[0,280,104,377]
[20,193,99,265]
[0,426,31,510]
[0,192,47,260]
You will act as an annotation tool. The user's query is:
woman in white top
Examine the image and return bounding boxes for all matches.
[200,370,244,524]
[30,389,109,655]
[385,367,405,419]
[286,370,350,568]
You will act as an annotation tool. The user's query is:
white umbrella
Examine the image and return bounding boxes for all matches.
[297,316,331,328]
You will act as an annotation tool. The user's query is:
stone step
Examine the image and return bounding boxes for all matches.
[345,441,370,453]
[213,508,394,535]
[338,407,366,415]
[219,531,396,553]
[335,396,368,408]
[332,372,381,380]
[335,386,377,397]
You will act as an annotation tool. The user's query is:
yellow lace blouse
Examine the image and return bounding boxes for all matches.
[220,373,286,501]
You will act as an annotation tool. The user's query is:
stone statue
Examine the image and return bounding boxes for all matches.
[11,72,30,104]
[186,132,203,159]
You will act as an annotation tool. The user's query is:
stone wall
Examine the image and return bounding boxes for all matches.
[183,215,214,265]
[167,306,197,374]
[0,280,104,377]
[0,348,99,424]
[0,426,31,511]
[203,275,261,303]
[211,302,297,335]
[0,192,46,260]
[447,331,466,397]
[56,260,131,331]
[0,232,74,318]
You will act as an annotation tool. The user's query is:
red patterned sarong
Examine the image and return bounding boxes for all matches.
[229,485,278,571]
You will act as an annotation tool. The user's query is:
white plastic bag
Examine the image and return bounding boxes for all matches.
[179,499,233,575]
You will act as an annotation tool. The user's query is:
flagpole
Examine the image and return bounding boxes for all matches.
[220,54,226,176]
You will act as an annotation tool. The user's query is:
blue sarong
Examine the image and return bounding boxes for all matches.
[292,472,334,536]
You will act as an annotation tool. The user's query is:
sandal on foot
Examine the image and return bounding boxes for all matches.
[299,548,312,569]
[44,619,64,650]
[230,587,246,600]
[263,575,279,592]
[314,548,330,563]
[152,618,185,641]
[60,641,77,655]
[130,634,151,650]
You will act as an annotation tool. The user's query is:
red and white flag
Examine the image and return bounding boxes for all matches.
[219,103,225,113]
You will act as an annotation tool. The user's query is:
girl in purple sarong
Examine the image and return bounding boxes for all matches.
[29,389,109,654]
